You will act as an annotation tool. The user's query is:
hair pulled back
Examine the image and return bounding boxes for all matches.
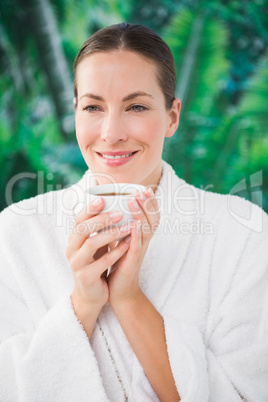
[74,23,176,109]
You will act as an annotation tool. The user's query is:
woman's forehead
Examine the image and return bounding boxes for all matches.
[76,50,161,98]
[77,50,157,79]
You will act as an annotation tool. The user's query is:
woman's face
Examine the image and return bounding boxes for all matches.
[75,50,180,187]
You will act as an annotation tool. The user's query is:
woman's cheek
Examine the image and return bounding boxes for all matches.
[129,117,160,141]
[76,116,99,143]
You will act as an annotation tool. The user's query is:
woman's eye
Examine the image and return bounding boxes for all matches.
[129,105,147,112]
[83,105,101,112]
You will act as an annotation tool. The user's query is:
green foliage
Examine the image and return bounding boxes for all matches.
[219,54,268,210]
[163,7,229,181]
[0,0,268,212]
[162,2,268,211]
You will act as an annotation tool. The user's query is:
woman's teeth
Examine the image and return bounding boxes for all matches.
[101,153,134,159]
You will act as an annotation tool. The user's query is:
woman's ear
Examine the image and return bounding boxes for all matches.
[165,98,181,138]
[73,97,77,108]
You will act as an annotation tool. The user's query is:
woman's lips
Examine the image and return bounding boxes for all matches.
[96,151,138,166]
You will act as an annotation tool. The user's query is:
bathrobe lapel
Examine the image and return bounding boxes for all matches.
[139,161,194,311]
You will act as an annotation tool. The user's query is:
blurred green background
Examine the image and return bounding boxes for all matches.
[0,0,268,212]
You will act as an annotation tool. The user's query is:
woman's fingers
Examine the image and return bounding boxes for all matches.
[75,197,104,225]
[128,189,160,239]
[143,188,160,233]
[67,197,104,254]
[67,209,124,256]
[90,239,130,279]
[128,220,142,253]
[71,223,132,269]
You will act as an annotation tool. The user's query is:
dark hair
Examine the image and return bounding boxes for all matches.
[74,23,176,109]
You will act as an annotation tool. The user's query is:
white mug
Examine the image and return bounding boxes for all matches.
[87,182,147,227]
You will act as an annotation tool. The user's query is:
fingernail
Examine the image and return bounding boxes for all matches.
[130,197,139,210]
[110,211,123,220]
[93,197,102,207]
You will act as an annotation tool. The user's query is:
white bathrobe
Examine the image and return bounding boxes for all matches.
[0,161,267,402]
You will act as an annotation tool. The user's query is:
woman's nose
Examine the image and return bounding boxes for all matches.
[100,113,128,144]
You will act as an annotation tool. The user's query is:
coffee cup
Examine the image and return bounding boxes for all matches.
[87,182,147,227]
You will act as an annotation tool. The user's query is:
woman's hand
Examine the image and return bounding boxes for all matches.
[66,197,131,336]
[108,188,160,307]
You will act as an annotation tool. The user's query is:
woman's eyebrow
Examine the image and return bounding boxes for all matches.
[79,93,104,101]
[79,91,154,102]
[122,91,154,102]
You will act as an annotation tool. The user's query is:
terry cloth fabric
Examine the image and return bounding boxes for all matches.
[0,160,267,402]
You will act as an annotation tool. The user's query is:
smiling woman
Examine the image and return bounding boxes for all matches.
[0,23,267,402]
[74,50,180,185]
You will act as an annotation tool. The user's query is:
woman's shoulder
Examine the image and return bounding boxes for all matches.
[0,170,91,220]
[0,188,65,222]
[162,160,267,239]
[0,168,93,221]
[0,183,84,240]
[196,188,267,288]
[198,186,267,236]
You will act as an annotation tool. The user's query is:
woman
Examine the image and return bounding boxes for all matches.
[0,23,267,402]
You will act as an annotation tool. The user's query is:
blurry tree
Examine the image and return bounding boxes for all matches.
[211,53,268,209]
[22,0,74,139]
[163,0,268,210]
[163,6,229,183]
[129,0,178,31]
[0,0,78,209]
[214,0,268,105]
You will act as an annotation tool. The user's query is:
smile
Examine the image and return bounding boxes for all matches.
[96,151,138,166]
[101,152,135,159]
